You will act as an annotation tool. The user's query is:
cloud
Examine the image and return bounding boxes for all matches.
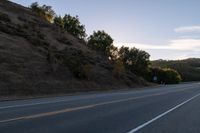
[114,39,200,51]
[114,25,200,60]
[114,38,200,60]
[168,39,200,51]
[114,42,168,50]
[174,25,200,33]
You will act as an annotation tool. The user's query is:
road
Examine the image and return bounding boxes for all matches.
[0,83,200,133]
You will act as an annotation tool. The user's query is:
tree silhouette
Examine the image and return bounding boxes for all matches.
[63,14,86,39]
[30,2,55,22]
[119,46,150,76]
[54,16,63,28]
[88,30,114,57]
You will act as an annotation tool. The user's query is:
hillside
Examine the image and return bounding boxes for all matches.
[152,58,200,82]
[0,1,149,97]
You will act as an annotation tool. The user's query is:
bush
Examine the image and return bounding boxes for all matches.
[113,59,125,78]
[0,23,27,36]
[0,23,12,34]
[18,15,27,22]
[163,68,182,84]
[30,2,55,22]
[28,37,49,47]
[57,48,93,79]
[0,12,10,22]
[57,36,72,45]
[66,57,93,79]
[149,67,182,84]
[37,31,45,40]
[82,64,93,80]
[64,56,83,78]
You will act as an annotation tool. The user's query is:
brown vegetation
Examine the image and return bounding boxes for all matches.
[0,1,148,96]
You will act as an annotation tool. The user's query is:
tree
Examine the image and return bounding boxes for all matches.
[87,30,114,56]
[149,67,182,84]
[30,2,55,22]
[30,2,39,11]
[118,46,150,76]
[62,14,86,39]
[109,45,119,61]
[41,5,55,22]
[54,16,64,28]
[162,68,182,84]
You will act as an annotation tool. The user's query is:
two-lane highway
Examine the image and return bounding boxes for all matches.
[0,83,200,133]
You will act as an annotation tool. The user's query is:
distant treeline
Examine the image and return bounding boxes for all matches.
[29,2,182,84]
[152,58,200,82]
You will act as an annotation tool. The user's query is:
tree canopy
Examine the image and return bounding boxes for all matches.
[87,30,114,56]
[62,14,86,39]
[149,67,182,84]
[30,2,55,22]
[118,46,150,76]
[53,14,87,39]
[54,16,64,28]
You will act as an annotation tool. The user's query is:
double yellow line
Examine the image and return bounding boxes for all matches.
[0,87,194,123]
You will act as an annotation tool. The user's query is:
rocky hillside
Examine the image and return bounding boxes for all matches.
[0,1,148,96]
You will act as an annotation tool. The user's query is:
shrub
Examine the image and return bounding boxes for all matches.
[30,2,55,22]
[28,37,49,47]
[149,67,182,84]
[59,48,93,79]
[0,12,10,22]
[57,36,72,45]
[113,59,125,78]
[0,23,12,34]
[63,55,85,79]
[17,15,27,22]
[67,59,93,79]
[37,31,45,40]
[82,64,93,80]
[162,68,182,84]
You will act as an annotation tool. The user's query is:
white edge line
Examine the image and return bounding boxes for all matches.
[127,93,200,133]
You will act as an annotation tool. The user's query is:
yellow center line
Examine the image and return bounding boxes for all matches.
[0,87,192,123]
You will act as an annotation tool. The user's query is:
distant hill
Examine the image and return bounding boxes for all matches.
[152,58,200,82]
[0,1,148,96]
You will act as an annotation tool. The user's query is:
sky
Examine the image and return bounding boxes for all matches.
[11,0,200,60]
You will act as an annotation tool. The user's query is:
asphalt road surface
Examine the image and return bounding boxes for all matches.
[0,83,200,133]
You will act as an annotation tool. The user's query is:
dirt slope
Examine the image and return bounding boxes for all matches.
[0,0,148,96]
